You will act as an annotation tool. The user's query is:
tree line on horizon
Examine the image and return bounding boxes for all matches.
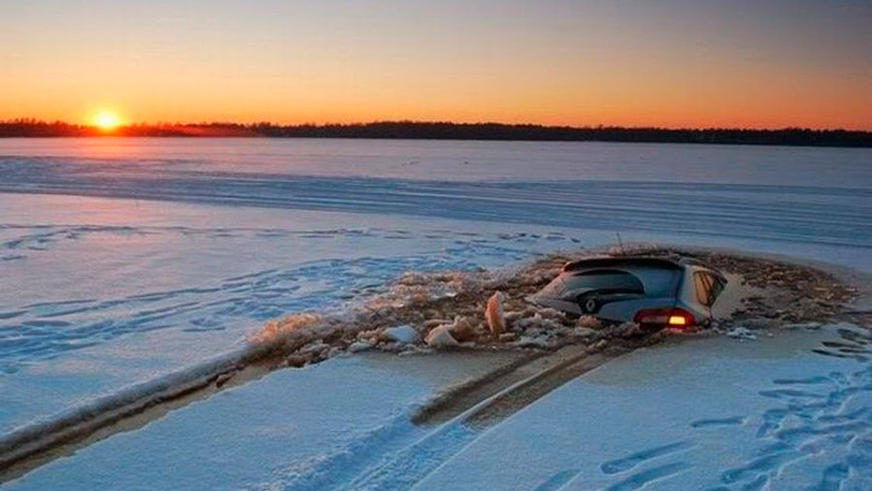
[1,118,870,147]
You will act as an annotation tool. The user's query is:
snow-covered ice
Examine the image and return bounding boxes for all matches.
[5,351,522,490]
[0,192,601,437]
[413,326,872,490]
[2,138,871,487]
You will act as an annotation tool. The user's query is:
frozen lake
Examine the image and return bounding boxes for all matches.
[1,138,871,484]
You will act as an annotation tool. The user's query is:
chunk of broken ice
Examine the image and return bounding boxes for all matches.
[381,325,420,344]
[425,325,459,348]
[725,327,757,340]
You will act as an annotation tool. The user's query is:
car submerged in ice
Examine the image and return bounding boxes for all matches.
[532,256,727,329]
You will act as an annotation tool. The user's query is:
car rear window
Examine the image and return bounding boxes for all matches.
[632,267,681,297]
[563,269,645,295]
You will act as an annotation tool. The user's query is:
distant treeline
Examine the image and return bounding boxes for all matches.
[2,119,871,147]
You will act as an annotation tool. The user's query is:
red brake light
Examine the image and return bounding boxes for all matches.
[634,308,695,328]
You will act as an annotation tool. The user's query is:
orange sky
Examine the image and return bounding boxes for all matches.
[2,1,870,129]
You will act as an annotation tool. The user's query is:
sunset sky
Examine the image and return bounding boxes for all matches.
[2,0,870,129]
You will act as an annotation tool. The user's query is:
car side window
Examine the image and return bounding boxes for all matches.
[708,274,726,302]
[694,272,714,306]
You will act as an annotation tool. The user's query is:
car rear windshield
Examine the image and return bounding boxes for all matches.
[563,269,645,295]
[631,267,681,297]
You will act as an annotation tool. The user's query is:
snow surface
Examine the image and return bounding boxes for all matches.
[7,326,870,490]
[413,326,872,490]
[5,351,521,490]
[1,138,871,188]
[2,138,872,487]
[3,144,872,249]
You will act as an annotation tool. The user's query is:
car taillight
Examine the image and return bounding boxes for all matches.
[633,308,695,327]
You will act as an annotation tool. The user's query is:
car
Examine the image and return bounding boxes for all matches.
[530,256,727,329]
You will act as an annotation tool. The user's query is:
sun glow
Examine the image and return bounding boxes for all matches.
[93,111,121,131]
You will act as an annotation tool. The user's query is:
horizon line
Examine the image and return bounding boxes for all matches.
[3,118,872,133]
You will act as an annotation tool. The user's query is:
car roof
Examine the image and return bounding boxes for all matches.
[562,256,682,272]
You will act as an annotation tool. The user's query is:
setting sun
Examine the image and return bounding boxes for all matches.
[93,111,121,131]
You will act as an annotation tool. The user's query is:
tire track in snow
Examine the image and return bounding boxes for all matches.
[275,347,619,490]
